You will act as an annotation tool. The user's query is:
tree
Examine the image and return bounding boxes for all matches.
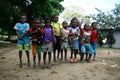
[0,0,64,39]
[60,6,90,23]
[90,4,120,48]
[112,4,120,28]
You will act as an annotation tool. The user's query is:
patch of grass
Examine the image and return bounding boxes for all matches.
[0,43,17,48]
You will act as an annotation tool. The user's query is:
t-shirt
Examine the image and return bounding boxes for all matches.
[81,30,92,44]
[43,26,53,43]
[69,27,80,40]
[29,27,44,45]
[90,29,98,42]
[14,22,30,44]
[51,22,62,36]
[61,28,69,41]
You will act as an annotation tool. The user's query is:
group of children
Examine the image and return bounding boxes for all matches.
[14,14,102,69]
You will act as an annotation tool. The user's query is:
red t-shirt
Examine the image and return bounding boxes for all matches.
[80,30,92,44]
[90,30,98,42]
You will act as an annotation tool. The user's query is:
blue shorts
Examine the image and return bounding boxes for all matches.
[72,39,79,50]
[91,42,97,54]
[81,44,93,54]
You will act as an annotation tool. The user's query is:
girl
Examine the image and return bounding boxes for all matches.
[69,19,80,63]
[80,23,93,63]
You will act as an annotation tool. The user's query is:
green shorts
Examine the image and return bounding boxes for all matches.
[18,44,31,51]
[37,45,42,55]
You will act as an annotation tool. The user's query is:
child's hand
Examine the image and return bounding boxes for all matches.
[18,36,23,39]
[75,33,78,36]
[35,29,38,33]
[54,38,57,44]
[53,28,57,32]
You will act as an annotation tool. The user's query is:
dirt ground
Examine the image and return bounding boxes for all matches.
[0,43,120,80]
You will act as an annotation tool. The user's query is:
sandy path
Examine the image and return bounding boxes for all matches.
[0,44,120,80]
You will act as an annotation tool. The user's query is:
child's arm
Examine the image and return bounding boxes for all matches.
[68,35,72,47]
[21,31,29,38]
[53,35,56,44]
[98,31,104,39]
[15,30,22,39]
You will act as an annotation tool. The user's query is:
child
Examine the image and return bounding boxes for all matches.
[42,18,56,69]
[14,14,30,68]
[90,22,104,61]
[51,15,62,62]
[60,21,69,61]
[29,18,43,68]
[80,23,93,63]
[69,19,80,63]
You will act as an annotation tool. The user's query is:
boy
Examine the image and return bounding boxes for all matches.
[60,21,69,61]
[14,14,30,68]
[51,15,62,62]
[42,18,56,69]
[29,18,43,68]
[90,22,104,61]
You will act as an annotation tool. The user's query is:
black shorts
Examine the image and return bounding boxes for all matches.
[54,36,61,50]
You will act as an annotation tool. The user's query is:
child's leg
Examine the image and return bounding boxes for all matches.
[33,56,36,68]
[42,52,47,69]
[37,45,42,67]
[74,50,78,62]
[32,45,37,68]
[57,36,61,60]
[43,52,47,64]
[80,44,86,61]
[74,50,78,58]
[48,52,51,64]
[79,44,81,57]
[91,42,97,61]
[25,51,30,67]
[57,49,60,60]
[18,44,23,68]
[85,52,88,61]
[70,50,74,62]
[70,49,73,58]
[19,51,22,68]
[47,52,52,69]
[86,44,93,62]
[53,48,57,62]
[87,54,92,63]
[80,53,84,61]
[24,44,31,67]
[38,55,41,67]
[60,49,63,60]
[93,53,96,61]
[64,49,67,61]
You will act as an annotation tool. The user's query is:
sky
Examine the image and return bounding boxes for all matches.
[61,0,120,15]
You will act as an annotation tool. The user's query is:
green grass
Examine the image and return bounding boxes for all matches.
[0,43,17,48]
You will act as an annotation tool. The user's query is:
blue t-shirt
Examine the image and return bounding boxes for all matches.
[14,22,30,44]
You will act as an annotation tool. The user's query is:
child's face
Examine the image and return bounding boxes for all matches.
[45,20,51,27]
[84,24,90,31]
[62,21,68,28]
[20,16,26,23]
[34,20,40,27]
[53,15,58,23]
[92,23,97,29]
[72,20,77,27]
